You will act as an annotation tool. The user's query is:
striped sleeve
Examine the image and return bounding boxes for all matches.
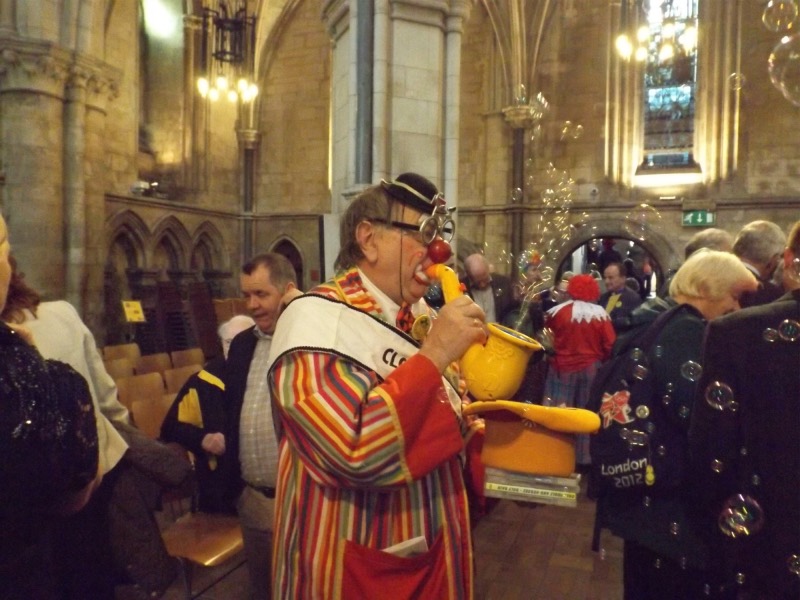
[270,350,464,488]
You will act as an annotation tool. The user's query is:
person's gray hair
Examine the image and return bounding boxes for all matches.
[217,314,255,340]
[669,249,756,301]
[684,228,734,259]
[732,220,787,265]
[334,185,393,271]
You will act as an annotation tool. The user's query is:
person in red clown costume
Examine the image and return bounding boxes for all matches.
[267,173,485,599]
[542,273,616,468]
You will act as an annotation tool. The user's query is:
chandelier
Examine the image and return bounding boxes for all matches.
[197,1,258,103]
[615,0,698,64]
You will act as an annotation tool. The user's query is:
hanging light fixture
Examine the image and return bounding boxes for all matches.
[197,1,258,103]
[615,0,697,65]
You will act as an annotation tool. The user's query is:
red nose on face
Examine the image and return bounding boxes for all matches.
[427,238,452,264]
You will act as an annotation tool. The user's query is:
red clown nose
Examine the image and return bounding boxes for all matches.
[427,238,452,264]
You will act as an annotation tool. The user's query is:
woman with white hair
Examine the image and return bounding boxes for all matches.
[593,249,758,600]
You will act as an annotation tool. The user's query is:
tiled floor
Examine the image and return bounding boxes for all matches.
[155,479,622,599]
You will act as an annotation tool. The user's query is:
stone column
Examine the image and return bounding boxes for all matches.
[64,67,88,311]
[503,103,543,276]
[443,1,471,209]
[82,62,119,335]
[237,127,260,263]
[0,42,69,297]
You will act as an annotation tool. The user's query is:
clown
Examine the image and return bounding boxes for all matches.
[268,173,484,599]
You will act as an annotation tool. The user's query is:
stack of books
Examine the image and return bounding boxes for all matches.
[483,467,582,507]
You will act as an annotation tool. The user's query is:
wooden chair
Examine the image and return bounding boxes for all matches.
[102,342,141,363]
[160,451,244,600]
[162,511,244,600]
[103,357,135,380]
[116,372,166,411]
[163,365,203,395]
[130,393,176,439]
[135,352,173,376]
[170,347,206,369]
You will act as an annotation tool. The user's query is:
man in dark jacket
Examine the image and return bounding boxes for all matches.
[689,219,800,599]
[733,220,786,307]
[223,254,300,600]
[599,261,643,331]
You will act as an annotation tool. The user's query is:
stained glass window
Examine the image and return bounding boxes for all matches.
[641,0,699,169]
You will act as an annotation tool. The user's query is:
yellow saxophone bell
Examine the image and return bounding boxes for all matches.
[426,264,601,477]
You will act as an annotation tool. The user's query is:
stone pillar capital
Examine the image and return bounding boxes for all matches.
[0,39,120,108]
[322,0,350,40]
[237,128,261,150]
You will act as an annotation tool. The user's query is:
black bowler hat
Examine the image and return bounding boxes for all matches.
[380,172,443,214]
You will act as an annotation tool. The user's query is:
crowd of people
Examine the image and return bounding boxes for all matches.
[1,182,797,599]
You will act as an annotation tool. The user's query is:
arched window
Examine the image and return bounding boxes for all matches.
[607,0,739,189]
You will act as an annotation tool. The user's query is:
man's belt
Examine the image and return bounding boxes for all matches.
[247,483,276,498]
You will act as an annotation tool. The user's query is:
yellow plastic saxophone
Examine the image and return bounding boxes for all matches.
[426,264,601,477]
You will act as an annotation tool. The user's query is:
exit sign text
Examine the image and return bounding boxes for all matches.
[682,210,716,227]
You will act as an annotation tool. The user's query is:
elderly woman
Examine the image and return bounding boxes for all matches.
[0,213,99,599]
[593,249,757,600]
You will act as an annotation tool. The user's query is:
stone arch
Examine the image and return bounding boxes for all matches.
[106,210,149,268]
[271,237,304,288]
[255,0,303,79]
[545,217,680,291]
[191,220,227,272]
[151,215,192,279]
[104,210,149,345]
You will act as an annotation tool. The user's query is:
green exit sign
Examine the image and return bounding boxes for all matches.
[682,209,716,227]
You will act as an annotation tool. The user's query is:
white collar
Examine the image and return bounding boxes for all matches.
[357,268,425,324]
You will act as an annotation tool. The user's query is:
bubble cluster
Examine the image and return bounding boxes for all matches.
[559,121,584,141]
[718,494,765,539]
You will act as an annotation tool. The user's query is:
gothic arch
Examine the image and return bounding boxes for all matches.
[255,0,303,79]
[270,236,304,287]
[106,209,149,268]
[191,220,227,272]
[151,215,191,273]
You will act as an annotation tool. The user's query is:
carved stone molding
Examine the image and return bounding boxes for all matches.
[0,38,120,108]
[322,0,349,40]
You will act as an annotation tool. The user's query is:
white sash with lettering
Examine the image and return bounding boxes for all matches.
[268,294,462,416]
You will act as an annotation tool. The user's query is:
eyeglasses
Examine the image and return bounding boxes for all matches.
[387,215,455,245]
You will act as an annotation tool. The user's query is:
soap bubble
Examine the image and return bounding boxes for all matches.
[729,72,747,91]
[778,318,800,341]
[768,34,800,107]
[762,0,798,33]
[681,360,703,382]
[718,494,765,538]
[789,257,800,279]
[787,554,800,576]
[705,381,735,411]
[624,204,662,241]
[763,327,779,342]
